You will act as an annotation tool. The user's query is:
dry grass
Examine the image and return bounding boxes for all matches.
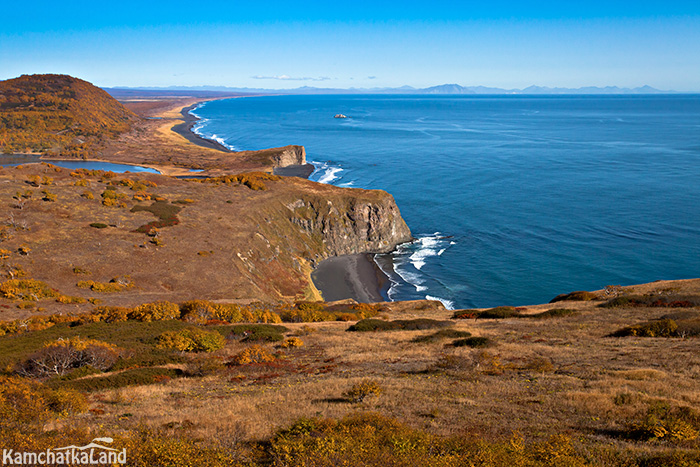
[72,292,700,459]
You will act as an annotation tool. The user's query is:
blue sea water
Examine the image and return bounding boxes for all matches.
[192,95,700,309]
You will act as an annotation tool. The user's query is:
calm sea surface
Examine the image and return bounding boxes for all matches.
[192,95,700,309]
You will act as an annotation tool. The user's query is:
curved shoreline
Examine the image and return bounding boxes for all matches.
[171,102,234,153]
[311,254,391,303]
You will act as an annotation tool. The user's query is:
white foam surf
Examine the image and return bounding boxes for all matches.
[309,161,344,185]
[426,295,455,310]
[387,233,457,306]
[189,111,238,151]
[409,234,442,270]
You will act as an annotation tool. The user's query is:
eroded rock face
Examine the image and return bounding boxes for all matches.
[271,145,306,167]
[286,190,412,257]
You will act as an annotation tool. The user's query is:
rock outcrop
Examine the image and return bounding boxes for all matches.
[270,145,306,167]
[285,186,412,259]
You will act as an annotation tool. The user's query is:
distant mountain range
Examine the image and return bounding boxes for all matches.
[105,83,680,96]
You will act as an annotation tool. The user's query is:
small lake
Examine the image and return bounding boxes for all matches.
[0,154,160,174]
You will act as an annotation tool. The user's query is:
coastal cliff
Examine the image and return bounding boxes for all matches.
[271,145,306,167]
[0,167,411,310]
[286,190,412,258]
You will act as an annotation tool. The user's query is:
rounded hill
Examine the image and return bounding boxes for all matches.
[0,74,137,157]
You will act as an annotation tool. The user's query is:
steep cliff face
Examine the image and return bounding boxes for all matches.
[270,145,306,167]
[284,186,412,259]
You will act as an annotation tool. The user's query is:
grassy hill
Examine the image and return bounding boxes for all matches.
[0,74,137,157]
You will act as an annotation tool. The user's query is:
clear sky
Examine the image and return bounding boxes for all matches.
[2,1,699,90]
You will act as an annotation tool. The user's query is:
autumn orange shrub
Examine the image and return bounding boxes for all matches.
[343,379,383,402]
[278,337,304,348]
[231,345,275,365]
[76,280,127,292]
[90,306,130,323]
[180,300,282,324]
[17,337,122,377]
[156,327,225,352]
[129,301,181,322]
[204,172,281,190]
[55,295,86,304]
[0,279,59,300]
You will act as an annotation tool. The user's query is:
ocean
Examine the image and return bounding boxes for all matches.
[191,94,700,309]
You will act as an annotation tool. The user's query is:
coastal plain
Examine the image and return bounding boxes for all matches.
[0,75,699,466]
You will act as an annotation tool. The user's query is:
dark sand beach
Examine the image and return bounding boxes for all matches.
[273,163,315,178]
[172,103,233,152]
[311,253,389,303]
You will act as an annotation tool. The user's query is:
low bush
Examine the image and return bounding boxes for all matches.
[49,367,183,392]
[180,300,282,324]
[41,189,56,202]
[629,404,699,442]
[343,379,383,402]
[277,301,382,323]
[55,295,86,304]
[0,376,87,427]
[529,308,578,319]
[550,290,599,303]
[76,277,131,293]
[89,222,108,229]
[611,319,679,338]
[600,294,700,309]
[411,329,472,343]
[183,357,225,377]
[130,301,181,322]
[91,306,130,323]
[17,337,122,377]
[270,413,592,467]
[476,306,522,319]
[347,318,453,332]
[230,345,275,365]
[0,279,59,301]
[204,172,281,190]
[451,310,479,319]
[131,201,182,234]
[43,387,89,414]
[277,337,304,348]
[156,327,225,352]
[454,307,578,320]
[452,336,494,348]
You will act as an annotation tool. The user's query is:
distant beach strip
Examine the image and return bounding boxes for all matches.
[172,102,235,152]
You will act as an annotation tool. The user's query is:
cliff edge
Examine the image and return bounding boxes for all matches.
[0,167,411,311]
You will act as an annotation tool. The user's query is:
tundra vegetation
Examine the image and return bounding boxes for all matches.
[1,277,699,465]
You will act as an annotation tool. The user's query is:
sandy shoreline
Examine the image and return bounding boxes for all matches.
[171,102,233,152]
[311,253,390,303]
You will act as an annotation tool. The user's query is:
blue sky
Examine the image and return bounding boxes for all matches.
[2,1,699,90]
